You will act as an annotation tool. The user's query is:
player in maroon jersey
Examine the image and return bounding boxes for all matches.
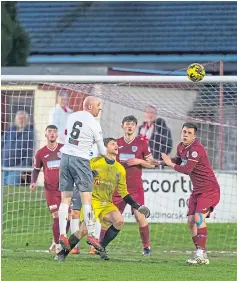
[160,123,220,265]
[30,125,67,254]
[111,115,155,256]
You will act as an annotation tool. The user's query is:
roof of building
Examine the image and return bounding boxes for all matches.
[17,1,237,55]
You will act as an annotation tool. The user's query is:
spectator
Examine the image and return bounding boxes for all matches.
[138,105,173,160]
[2,111,34,185]
[48,92,73,144]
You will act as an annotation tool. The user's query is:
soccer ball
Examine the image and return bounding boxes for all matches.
[187,63,205,82]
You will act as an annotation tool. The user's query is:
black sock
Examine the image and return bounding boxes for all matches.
[63,234,80,257]
[101,225,120,248]
[69,234,80,249]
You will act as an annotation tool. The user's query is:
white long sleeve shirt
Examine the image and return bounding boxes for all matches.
[48,104,73,144]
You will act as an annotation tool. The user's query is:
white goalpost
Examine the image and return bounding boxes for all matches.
[1,75,237,253]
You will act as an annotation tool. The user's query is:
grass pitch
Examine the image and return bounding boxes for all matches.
[2,186,237,281]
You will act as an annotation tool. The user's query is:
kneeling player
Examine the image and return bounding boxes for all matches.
[56,138,150,261]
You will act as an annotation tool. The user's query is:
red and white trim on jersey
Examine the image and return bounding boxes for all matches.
[188,159,198,162]
[123,136,136,144]
[46,143,59,151]
[144,153,152,159]
[33,166,41,170]
[182,139,196,150]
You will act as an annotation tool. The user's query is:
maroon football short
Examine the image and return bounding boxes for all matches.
[45,191,61,214]
[187,191,220,218]
[113,188,145,214]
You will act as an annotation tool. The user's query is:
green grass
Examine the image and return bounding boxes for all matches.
[2,249,237,281]
[2,186,237,281]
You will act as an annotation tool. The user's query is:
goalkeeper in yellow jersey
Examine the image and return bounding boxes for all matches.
[56,138,150,261]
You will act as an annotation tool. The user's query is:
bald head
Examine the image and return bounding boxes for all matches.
[83,96,98,108]
[83,96,101,117]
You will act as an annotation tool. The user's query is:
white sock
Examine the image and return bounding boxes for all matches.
[70,218,80,234]
[196,248,204,256]
[58,203,69,235]
[56,244,62,254]
[70,218,80,247]
[83,204,95,236]
[49,241,56,251]
[95,220,101,240]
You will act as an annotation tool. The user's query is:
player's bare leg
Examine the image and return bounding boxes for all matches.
[134,209,151,256]
[187,212,209,265]
[69,209,80,254]
[80,191,102,251]
[58,191,72,248]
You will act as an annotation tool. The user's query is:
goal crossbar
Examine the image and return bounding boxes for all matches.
[1,75,237,83]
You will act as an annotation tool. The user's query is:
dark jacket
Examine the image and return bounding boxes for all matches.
[1,125,34,167]
[138,118,173,160]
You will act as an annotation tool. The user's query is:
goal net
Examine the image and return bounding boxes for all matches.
[1,75,237,254]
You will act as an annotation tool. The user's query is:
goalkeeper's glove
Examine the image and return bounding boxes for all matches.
[123,194,150,218]
[137,205,150,218]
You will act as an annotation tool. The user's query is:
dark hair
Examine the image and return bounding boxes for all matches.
[103,137,117,147]
[182,123,197,133]
[122,115,138,125]
[46,125,58,130]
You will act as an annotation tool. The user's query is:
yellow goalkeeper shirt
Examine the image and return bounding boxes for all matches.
[90,156,129,202]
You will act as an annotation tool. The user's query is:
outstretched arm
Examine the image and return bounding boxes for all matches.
[127,155,155,168]
[161,153,198,175]
[127,141,155,168]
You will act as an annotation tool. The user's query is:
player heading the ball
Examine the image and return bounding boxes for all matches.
[161,122,220,265]
[58,96,107,252]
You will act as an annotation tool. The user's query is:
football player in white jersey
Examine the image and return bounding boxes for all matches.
[57,96,106,253]
[69,143,101,255]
